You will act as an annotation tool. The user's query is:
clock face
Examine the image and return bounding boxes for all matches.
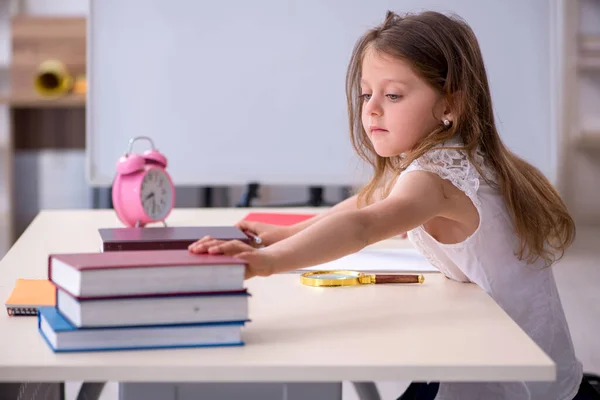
[140,168,173,220]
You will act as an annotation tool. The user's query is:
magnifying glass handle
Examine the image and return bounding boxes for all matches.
[373,274,424,284]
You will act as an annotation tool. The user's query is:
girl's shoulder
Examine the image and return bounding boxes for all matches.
[406,136,497,181]
[404,136,498,204]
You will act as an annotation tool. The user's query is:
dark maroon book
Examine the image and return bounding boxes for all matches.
[98,226,249,252]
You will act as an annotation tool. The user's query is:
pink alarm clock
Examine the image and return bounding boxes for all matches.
[112,136,175,227]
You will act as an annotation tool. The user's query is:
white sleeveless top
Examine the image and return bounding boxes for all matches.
[404,138,583,400]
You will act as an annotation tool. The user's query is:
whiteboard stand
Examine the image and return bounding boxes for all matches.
[235,183,349,208]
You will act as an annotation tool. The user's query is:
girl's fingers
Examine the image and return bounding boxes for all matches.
[208,240,253,256]
[188,235,212,248]
[189,238,225,253]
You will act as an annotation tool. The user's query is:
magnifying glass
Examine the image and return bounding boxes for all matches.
[300,270,424,287]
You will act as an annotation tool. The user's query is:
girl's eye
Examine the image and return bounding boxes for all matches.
[360,94,372,101]
[386,94,402,101]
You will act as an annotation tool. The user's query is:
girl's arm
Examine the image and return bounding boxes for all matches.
[191,171,449,277]
[257,171,448,273]
[234,193,361,246]
[237,187,389,245]
[286,193,359,234]
[282,183,393,236]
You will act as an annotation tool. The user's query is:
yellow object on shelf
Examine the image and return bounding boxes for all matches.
[73,75,87,94]
[34,59,73,96]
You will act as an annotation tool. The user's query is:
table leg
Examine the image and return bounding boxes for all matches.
[0,382,62,400]
[118,382,342,400]
[76,382,107,400]
[351,382,381,400]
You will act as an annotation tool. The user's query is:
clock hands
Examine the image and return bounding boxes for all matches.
[144,192,158,215]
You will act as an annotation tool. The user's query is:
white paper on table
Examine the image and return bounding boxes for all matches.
[299,248,439,273]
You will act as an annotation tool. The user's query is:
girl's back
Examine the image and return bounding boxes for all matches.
[405,136,583,399]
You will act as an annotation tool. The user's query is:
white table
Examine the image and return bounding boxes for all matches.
[0,208,555,400]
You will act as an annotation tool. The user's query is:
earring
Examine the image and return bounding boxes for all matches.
[443,119,451,127]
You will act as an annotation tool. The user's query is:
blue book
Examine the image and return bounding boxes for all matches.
[38,307,246,352]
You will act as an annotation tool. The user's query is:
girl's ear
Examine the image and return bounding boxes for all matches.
[434,95,455,124]
[437,91,460,125]
[443,109,454,125]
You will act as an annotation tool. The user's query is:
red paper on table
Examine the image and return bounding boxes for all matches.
[242,212,316,226]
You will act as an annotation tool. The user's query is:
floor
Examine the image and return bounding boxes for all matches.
[64,225,600,400]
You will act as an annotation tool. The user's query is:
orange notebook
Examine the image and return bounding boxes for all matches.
[5,279,56,316]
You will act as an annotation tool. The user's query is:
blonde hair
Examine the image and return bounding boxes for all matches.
[345,11,575,266]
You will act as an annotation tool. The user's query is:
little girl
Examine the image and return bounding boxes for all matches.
[190,10,595,400]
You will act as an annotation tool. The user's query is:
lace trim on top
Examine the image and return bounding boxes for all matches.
[403,140,497,207]
[404,139,497,273]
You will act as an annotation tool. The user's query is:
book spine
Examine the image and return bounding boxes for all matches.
[102,238,250,252]
[103,240,196,251]
[47,254,53,283]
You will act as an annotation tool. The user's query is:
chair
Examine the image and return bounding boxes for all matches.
[584,373,600,395]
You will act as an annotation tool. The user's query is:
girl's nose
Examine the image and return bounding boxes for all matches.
[364,96,383,116]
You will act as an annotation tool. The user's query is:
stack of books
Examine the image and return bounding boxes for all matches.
[38,249,249,352]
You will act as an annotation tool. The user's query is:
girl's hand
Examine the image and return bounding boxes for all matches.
[188,236,276,279]
[234,220,293,247]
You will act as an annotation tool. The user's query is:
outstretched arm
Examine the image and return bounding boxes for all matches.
[286,184,394,234]
[238,185,397,243]
[262,171,446,272]
[287,193,359,233]
[234,193,361,246]
[191,171,448,278]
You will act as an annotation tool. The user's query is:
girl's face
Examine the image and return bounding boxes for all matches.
[360,47,450,157]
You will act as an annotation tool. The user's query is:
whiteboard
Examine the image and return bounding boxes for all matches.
[86,0,558,187]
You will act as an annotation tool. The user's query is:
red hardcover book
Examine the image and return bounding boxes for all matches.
[98,226,249,252]
[48,250,247,299]
[242,212,316,226]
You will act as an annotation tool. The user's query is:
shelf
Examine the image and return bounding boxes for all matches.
[7,16,86,109]
[580,35,600,53]
[579,34,600,70]
[0,93,85,108]
[575,132,600,152]
[579,56,600,71]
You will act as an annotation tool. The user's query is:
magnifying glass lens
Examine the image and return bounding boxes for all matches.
[309,273,353,280]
